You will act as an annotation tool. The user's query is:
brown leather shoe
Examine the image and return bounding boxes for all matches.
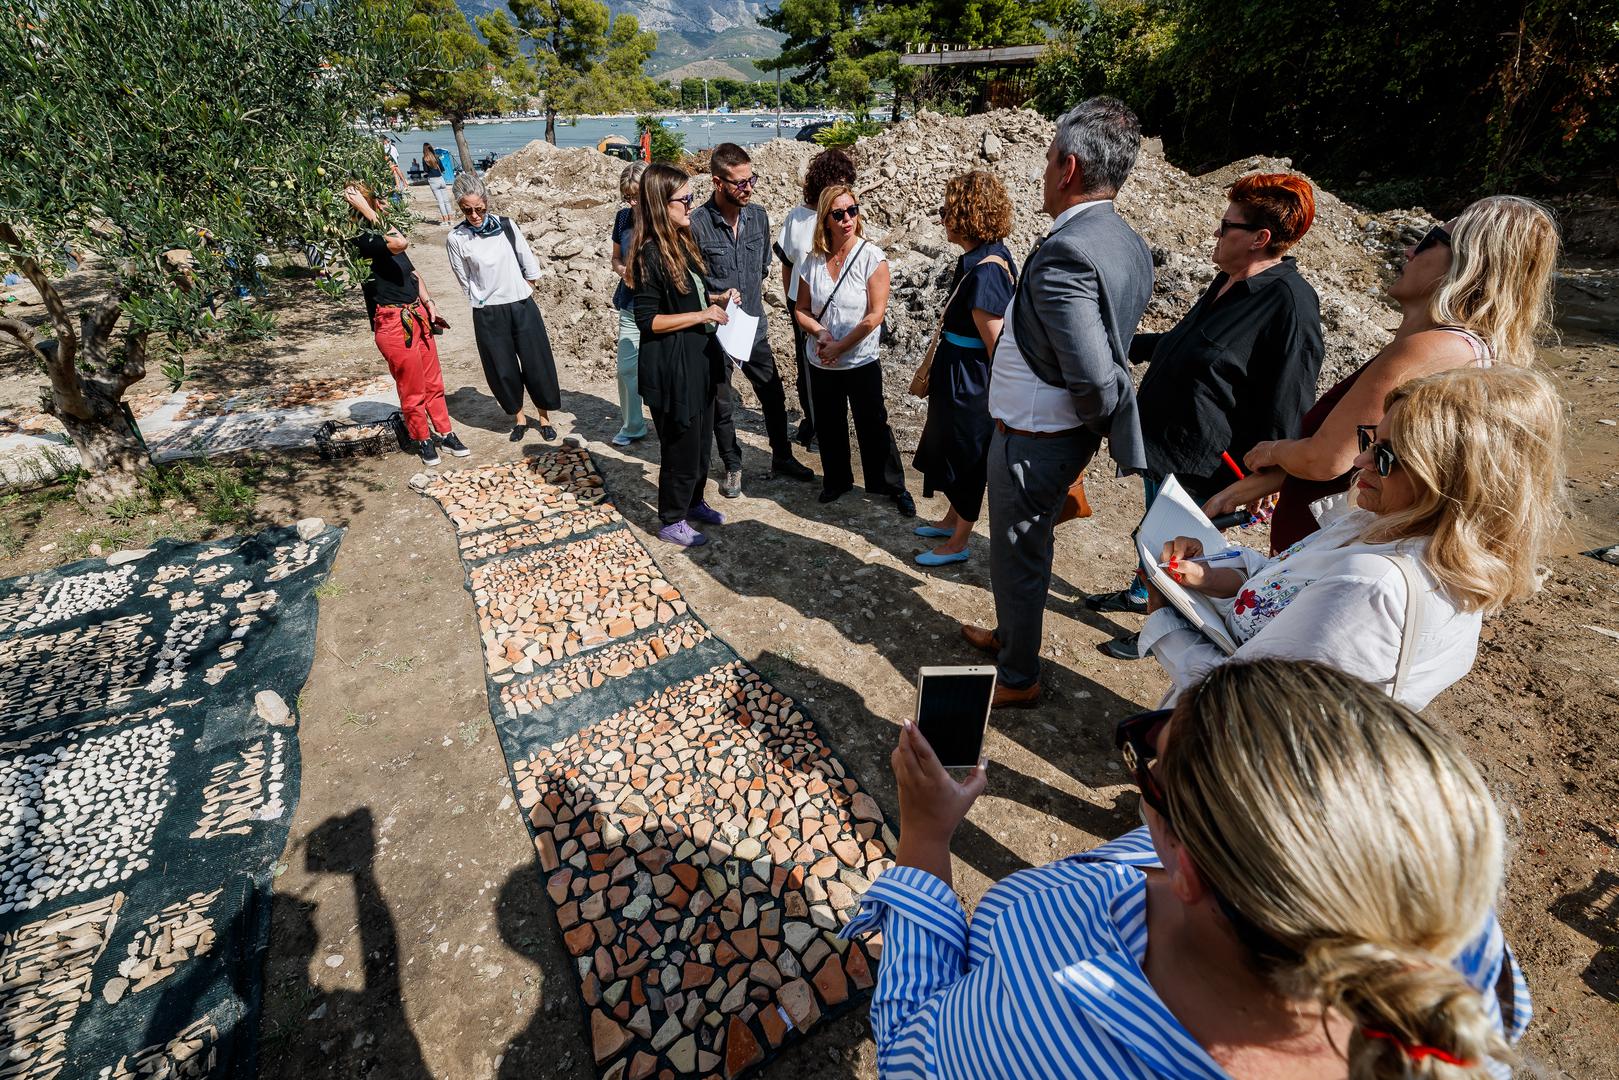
[961,623,1001,656]
[992,681,1042,709]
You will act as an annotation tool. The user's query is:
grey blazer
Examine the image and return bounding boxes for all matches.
[1009,202,1153,472]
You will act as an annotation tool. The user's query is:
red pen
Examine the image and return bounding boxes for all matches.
[1222,451,1245,480]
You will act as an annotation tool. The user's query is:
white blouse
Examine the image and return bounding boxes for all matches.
[777,205,818,303]
[797,241,886,370]
[445,219,542,308]
[1138,506,1482,710]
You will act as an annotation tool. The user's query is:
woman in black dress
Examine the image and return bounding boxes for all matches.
[631,164,735,548]
[911,171,1017,566]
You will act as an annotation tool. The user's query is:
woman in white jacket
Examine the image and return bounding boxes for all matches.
[445,175,561,442]
[1142,366,1564,709]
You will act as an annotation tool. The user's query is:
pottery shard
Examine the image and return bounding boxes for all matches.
[812,954,849,1007]
[777,978,822,1031]
[831,839,862,866]
[758,1001,788,1047]
[733,927,759,960]
[725,1016,764,1078]
[255,690,293,727]
[845,945,874,990]
[671,863,700,891]
[850,792,882,822]
[591,1011,632,1063]
[749,959,782,989]
[564,924,596,955]
[628,1052,657,1080]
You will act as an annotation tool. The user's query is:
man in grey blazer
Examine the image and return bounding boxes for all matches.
[961,97,1154,707]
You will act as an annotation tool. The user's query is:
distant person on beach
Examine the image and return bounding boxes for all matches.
[630,164,733,548]
[847,658,1533,1079]
[380,135,408,193]
[609,161,650,447]
[960,97,1153,709]
[343,181,469,468]
[1204,195,1561,553]
[776,148,857,450]
[1146,366,1566,710]
[1087,173,1325,660]
[910,170,1017,568]
[421,141,453,226]
[691,142,813,498]
[445,175,561,443]
[793,183,914,517]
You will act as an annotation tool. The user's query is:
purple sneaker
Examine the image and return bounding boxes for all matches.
[658,520,708,547]
[686,501,724,526]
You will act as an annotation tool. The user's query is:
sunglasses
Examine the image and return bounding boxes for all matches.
[1356,425,1399,476]
[829,205,860,223]
[719,176,757,191]
[1412,225,1452,257]
[1217,218,1263,237]
[1115,706,1305,966]
[669,194,695,208]
[1114,708,1172,818]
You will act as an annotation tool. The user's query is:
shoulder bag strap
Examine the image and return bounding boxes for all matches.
[500,218,529,278]
[1385,553,1423,700]
[814,239,866,323]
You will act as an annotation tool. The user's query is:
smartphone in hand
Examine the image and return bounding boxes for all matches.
[914,666,996,769]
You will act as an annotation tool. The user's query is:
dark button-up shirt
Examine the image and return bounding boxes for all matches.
[691,197,771,341]
[1132,256,1324,496]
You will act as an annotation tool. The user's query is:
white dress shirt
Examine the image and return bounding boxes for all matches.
[987,199,1112,431]
[445,219,542,308]
[1139,504,1483,710]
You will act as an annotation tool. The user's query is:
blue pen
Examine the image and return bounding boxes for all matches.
[1156,550,1244,569]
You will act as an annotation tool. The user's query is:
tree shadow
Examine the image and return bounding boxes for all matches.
[1549,853,1619,1004]
[445,384,515,433]
[256,808,432,1079]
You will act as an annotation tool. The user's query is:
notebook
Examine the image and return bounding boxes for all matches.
[1134,476,1240,655]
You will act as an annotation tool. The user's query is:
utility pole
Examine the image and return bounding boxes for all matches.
[776,67,782,139]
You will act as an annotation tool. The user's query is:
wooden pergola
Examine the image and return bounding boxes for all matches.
[898,42,1052,108]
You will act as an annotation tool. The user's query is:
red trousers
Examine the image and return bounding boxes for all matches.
[374,301,451,442]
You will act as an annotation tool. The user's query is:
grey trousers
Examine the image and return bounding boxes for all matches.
[987,426,1102,689]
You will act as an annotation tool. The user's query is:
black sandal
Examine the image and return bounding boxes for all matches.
[508,424,528,442]
[539,423,557,441]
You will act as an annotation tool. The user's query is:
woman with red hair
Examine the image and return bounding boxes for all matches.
[1086,173,1324,660]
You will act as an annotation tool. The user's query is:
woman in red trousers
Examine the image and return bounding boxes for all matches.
[344,182,470,467]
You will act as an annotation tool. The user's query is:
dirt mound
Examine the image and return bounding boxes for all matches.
[483,113,1430,444]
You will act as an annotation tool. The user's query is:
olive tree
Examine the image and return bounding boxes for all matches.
[0,0,408,502]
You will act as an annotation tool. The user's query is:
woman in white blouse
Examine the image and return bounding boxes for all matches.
[1143,365,1565,709]
[792,183,915,516]
[445,176,560,442]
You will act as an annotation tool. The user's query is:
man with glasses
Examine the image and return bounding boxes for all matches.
[691,143,814,498]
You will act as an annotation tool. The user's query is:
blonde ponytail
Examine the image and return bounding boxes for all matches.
[1164,661,1523,1078]
[1297,938,1516,1079]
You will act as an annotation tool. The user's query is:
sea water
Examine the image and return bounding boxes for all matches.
[389,112,818,167]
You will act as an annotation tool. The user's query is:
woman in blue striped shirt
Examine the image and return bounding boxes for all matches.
[843,659,1530,1078]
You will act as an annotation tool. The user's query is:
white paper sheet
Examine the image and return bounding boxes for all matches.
[1134,475,1240,655]
[715,297,758,364]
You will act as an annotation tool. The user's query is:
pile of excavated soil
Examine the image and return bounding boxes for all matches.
[482,112,1435,446]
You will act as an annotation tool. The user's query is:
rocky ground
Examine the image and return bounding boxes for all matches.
[0,138,1616,1079]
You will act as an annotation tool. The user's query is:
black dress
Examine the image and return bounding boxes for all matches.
[912,241,1016,521]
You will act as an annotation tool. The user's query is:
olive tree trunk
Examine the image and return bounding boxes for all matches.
[0,229,152,504]
[449,115,474,175]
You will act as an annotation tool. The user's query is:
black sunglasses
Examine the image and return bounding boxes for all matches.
[1412,225,1452,257]
[719,175,757,191]
[1217,218,1264,237]
[1115,706,1305,967]
[829,205,860,222]
[669,193,695,208]
[1356,424,1399,477]
[1114,708,1172,818]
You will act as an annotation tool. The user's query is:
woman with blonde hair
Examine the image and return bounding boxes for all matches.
[911,170,1017,566]
[631,164,734,547]
[792,183,914,515]
[1144,365,1565,709]
[848,658,1531,1078]
[1206,194,1560,552]
[609,160,650,446]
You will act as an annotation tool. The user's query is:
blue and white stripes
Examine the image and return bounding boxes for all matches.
[840,826,1530,1078]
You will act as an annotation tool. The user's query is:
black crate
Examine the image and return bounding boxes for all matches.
[314,412,407,460]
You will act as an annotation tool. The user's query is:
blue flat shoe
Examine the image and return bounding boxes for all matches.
[914,524,952,538]
[915,549,970,567]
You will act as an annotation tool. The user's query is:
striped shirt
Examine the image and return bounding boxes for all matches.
[840,827,1530,1078]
